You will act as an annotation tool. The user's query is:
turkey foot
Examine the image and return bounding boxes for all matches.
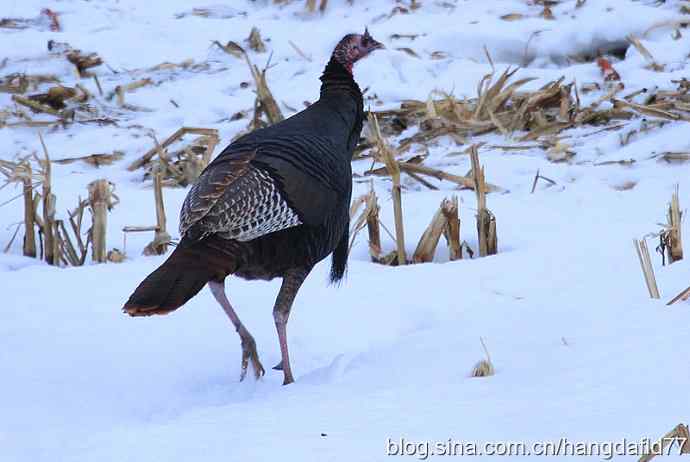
[208,280,265,381]
[272,360,283,371]
[240,332,265,381]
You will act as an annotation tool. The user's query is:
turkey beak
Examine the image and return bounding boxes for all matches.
[363,27,385,53]
[368,39,385,53]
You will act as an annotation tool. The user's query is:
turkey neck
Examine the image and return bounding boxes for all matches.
[319,58,361,100]
[318,58,364,155]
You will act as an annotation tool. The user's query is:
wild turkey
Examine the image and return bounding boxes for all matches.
[123,29,383,385]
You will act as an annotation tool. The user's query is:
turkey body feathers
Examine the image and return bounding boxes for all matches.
[179,58,361,280]
[124,58,362,315]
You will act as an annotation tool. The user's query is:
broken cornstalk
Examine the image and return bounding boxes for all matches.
[370,113,406,265]
[0,158,38,258]
[667,285,690,306]
[413,196,460,263]
[247,27,266,53]
[122,170,170,256]
[38,133,57,265]
[306,0,328,13]
[665,186,683,264]
[63,198,90,266]
[470,145,497,257]
[127,127,219,172]
[530,168,557,193]
[634,238,660,299]
[88,179,114,263]
[442,196,461,261]
[365,189,382,262]
[65,49,103,77]
[413,202,448,263]
[244,53,283,127]
[471,337,495,377]
[18,161,36,257]
[349,185,389,263]
[397,161,501,192]
[143,170,171,255]
[114,78,152,107]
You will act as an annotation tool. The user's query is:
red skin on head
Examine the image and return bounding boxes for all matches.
[332,30,384,74]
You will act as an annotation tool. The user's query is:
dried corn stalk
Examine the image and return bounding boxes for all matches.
[667,285,690,306]
[143,171,171,256]
[413,203,447,263]
[349,185,384,262]
[114,78,152,107]
[55,197,90,268]
[366,67,690,159]
[627,35,663,72]
[28,85,78,110]
[19,161,36,257]
[53,151,124,168]
[0,159,39,258]
[471,337,495,378]
[247,27,266,53]
[634,238,660,299]
[66,49,103,77]
[664,186,683,264]
[442,196,461,261]
[38,134,57,265]
[128,127,219,186]
[413,196,459,263]
[0,144,98,266]
[369,113,406,265]
[213,37,284,130]
[470,146,497,257]
[60,198,90,266]
[365,189,382,262]
[246,55,284,127]
[306,0,328,13]
[88,179,116,263]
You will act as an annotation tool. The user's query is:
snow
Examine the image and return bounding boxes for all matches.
[2,0,690,460]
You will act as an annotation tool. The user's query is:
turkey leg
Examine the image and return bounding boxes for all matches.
[208,280,265,381]
[273,268,309,385]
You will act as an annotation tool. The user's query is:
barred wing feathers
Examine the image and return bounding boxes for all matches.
[179,134,348,243]
[179,150,301,242]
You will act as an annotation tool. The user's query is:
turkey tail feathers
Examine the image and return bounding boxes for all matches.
[123,242,217,316]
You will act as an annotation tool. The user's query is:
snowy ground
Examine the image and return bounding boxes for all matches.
[2,0,690,460]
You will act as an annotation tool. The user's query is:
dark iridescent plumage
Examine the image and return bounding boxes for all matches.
[123,30,383,385]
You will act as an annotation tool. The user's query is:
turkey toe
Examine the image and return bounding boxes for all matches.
[240,336,265,381]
